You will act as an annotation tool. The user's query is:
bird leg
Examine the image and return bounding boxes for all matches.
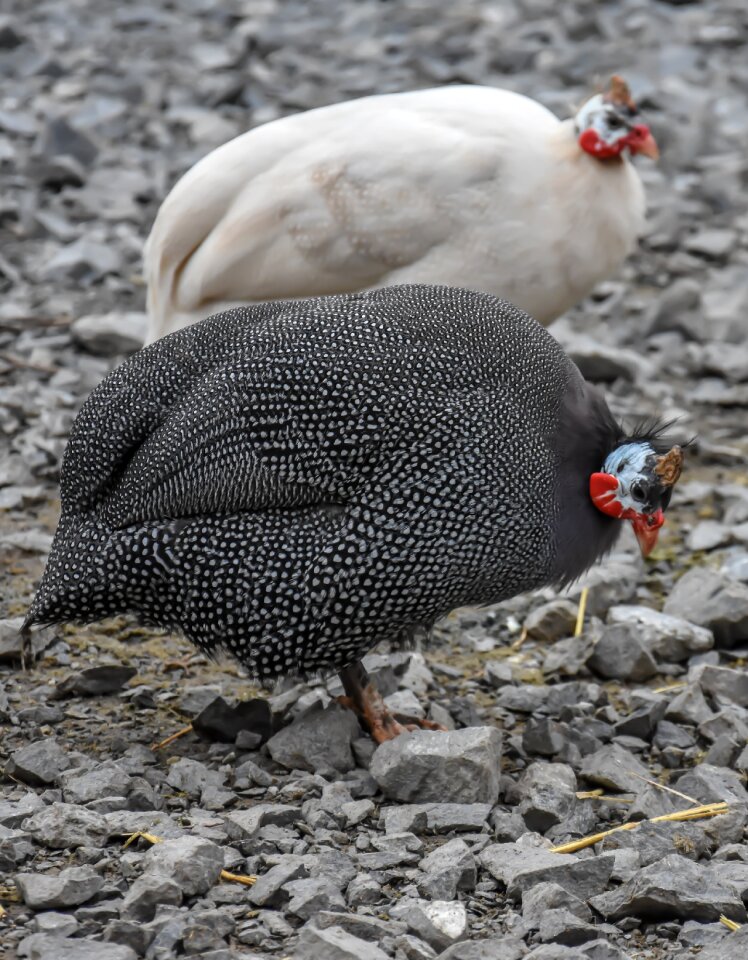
[337,660,446,744]
[161,652,204,674]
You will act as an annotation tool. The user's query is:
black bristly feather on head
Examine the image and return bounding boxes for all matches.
[621,415,695,456]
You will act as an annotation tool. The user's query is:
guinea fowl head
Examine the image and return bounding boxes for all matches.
[590,436,684,558]
[574,75,659,162]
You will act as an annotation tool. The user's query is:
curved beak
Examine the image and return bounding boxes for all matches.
[631,509,665,557]
[628,124,659,160]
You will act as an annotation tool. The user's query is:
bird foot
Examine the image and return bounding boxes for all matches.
[337,684,447,744]
[161,653,202,674]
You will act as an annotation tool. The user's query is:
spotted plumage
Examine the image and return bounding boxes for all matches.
[28,285,631,681]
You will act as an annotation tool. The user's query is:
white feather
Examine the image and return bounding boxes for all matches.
[144,85,647,343]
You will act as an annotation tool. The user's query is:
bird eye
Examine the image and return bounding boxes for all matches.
[608,115,623,129]
[631,481,646,502]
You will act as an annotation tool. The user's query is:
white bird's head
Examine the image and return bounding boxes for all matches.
[574,75,659,162]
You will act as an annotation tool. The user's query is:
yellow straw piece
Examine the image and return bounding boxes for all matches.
[151,725,193,751]
[510,627,528,652]
[574,587,589,637]
[721,915,742,932]
[221,870,257,887]
[550,801,728,855]
[625,771,699,806]
[122,832,256,886]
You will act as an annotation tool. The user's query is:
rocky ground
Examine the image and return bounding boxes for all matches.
[2,0,748,958]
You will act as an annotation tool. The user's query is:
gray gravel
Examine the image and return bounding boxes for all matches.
[2,0,748,958]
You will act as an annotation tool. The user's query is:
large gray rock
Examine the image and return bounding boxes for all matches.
[565,555,641,617]
[381,803,492,834]
[21,935,137,960]
[674,764,748,804]
[579,743,651,794]
[267,702,360,773]
[518,762,577,833]
[0,826,34,872]
[538,908,600,947]
[120,874,183,922]
[694,663,748,707]
[103,810,183,840]
[313,910,407,942]
[59,761,131,804]
[665,683,714,725]
[587,624,658,681]
[53,665,137,697]
[370,727,501,804]
[525,600,578,643]
[37,116,98,166]
[166,757,226,799]
[71,311,147,354]
[31,912,79,937]
[0,794,45,828]
[223,803,299,839]
[417,838,476,900]
[295,924,390,960]
[562,335,641,383]
[590,854,746,922]
[392,899,469,951]
[436,940,526,960]
[5,739,74,786]
[141,836,223,897]
[664,568,748,647]
[522,882,592,927]
[285,876,346,919]
[42,237,122,283]
[247,854,309,907]
[607,605,714,661]
[15,865,104,909]
[698,925,748,960]
[599,820,709,867]
[23,802,109,849]
[480,841,614,901]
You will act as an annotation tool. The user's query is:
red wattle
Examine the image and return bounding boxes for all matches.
[578,129,622,160]
[590,472,623,517]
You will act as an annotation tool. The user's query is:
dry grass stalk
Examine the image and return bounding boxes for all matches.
[720,914,742,932]
[122,831,256,886]
[220,870,257,887]
[574,586,589,637]
[653,681,686,694]
[151,724,193,751]
[626,770,699,806]
[550,801,728,855]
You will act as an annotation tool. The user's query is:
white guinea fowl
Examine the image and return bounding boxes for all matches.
[144,76,658,344]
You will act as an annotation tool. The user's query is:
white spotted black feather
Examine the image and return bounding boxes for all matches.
[26,285,625,681]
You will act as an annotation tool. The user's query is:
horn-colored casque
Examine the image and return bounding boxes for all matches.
[655,446,683,487]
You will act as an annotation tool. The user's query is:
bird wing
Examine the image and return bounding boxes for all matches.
[61,310,402,529]
[145,86,555,335]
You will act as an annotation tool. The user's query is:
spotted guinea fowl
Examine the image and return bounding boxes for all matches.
[25,286,682,741]
[144,76,658,344]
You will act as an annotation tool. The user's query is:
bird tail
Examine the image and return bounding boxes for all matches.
[23,518,188,632]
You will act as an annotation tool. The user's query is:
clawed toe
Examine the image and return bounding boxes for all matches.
[337,662,448,743]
